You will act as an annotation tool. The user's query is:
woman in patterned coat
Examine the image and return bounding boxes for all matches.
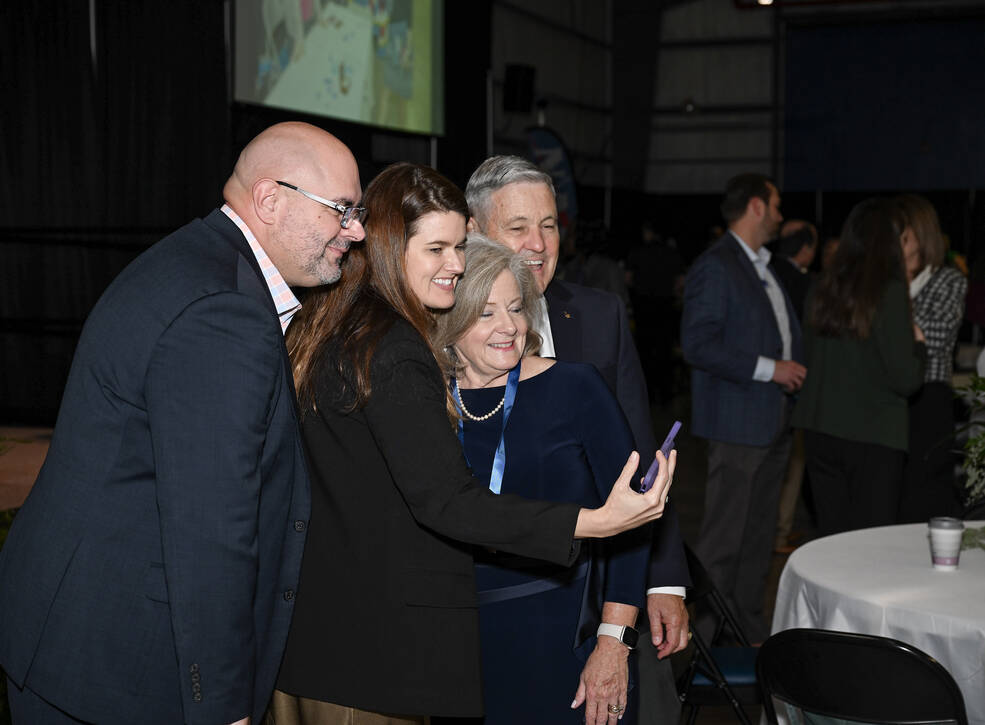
[897,194,968,521]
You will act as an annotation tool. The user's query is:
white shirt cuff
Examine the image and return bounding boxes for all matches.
[646,586,686,597]
[753,356,775,382]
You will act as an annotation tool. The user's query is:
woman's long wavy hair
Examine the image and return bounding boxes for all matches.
[807,197,910,340]
[287,162,469,414]
[896,193,947,271]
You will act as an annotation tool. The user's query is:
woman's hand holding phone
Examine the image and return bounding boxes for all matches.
[640,421,681,493]
[573,444,677,539]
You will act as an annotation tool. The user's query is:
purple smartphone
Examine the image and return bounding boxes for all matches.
[639,420,681,493]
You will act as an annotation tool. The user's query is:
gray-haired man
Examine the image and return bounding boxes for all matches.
[466,156,691,722]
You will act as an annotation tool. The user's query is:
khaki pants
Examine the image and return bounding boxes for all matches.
[266,690,430,725]
[775,429,806,546]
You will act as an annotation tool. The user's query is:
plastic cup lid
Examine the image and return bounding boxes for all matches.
[929,517,964,530]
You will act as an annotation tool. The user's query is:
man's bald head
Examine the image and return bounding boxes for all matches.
[777,218,818,268]
[223,122,365,288]
[778,219,813,242]
[224,122,358,213]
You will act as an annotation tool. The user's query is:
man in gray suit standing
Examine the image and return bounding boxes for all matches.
[682,173,806,643]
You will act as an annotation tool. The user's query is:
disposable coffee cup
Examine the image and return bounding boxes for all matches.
[928,517,964,571]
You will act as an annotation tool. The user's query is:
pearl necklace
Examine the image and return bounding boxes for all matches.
[455,384,506,422]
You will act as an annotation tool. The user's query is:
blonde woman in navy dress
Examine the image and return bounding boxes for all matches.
[434,235,652,725]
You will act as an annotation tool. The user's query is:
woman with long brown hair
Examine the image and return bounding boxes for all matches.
[268,162,673,724]
[792,197,926,535]
[896,194,967,521]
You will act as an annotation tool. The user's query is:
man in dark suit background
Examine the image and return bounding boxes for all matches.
[769,219,818,322]
[769,219,818,553]
[681,174,806,643]
[0,122,366,724]
[466,156,691,722]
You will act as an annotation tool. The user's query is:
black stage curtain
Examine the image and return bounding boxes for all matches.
[1,1,229,423]
[1,2,101,227]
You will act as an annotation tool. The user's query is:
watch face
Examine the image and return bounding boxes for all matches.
[623,627,639,648]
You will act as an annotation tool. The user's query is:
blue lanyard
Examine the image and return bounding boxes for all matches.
[453,364,521,494]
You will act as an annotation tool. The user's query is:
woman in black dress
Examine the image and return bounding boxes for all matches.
[792,198,926,535]
[268,163,674,725]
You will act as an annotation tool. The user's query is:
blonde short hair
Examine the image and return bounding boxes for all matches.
[433,233,541,376]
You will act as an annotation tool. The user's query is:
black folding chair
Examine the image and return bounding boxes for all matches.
[675,545,760,725]
[757,628,968,725]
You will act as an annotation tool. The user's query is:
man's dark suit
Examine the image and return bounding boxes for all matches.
[545,279,690,719]
[546,280,689,587]
[681,232,803,640]
[0,209,310,724]
[769,255,811,322]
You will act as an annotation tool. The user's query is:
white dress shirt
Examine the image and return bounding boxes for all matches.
[731,232,793,382]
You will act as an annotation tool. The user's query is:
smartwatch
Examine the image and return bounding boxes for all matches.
[597,623,639,649]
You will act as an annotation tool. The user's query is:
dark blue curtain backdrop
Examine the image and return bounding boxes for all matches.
[784,18,985,192]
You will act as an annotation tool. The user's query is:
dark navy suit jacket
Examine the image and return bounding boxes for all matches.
[682,232,804,447]
[545,279,691,589]
[0,209,310,724]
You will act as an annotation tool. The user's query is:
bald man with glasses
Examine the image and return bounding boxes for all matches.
[0,122,365,725]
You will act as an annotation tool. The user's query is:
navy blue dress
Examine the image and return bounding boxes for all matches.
[458,361,649,725]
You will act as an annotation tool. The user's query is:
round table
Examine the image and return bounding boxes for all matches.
[771,522,985,724]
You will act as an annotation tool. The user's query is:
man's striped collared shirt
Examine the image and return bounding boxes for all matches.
[221,204,301,333]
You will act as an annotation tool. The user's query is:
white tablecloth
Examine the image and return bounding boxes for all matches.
[772,523,985,724]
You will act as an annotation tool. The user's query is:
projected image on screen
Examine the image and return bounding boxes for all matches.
[234,0,443,135]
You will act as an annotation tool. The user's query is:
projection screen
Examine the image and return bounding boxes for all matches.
[234,0,444,135]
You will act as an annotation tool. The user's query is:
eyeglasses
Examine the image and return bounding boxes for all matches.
[276,180,367,229]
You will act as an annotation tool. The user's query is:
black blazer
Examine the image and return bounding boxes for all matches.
[682,233,803,447]
[769,255,812,322]
[276,319,581,717]
[545,279,691,589]
[0,210,310,724]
